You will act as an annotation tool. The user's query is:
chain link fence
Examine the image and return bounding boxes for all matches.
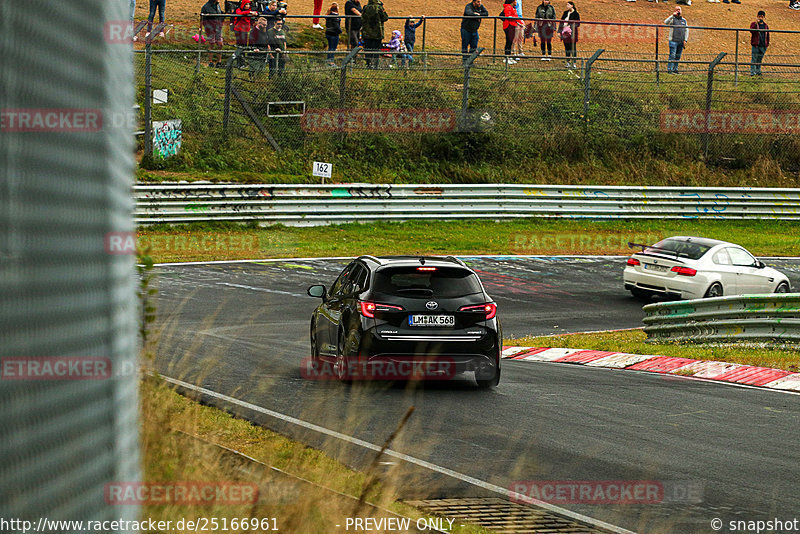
[134,41,800,169]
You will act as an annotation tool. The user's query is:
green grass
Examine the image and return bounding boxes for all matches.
[509,329,800,371]
[138,218,800,263]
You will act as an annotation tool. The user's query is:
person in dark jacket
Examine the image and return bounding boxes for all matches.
[664,6,688,74]
[261,0,287,30]
[750,10,769,76]
[461,0,489,63]
[404,15,424,64]
[325,3,342,65]
[535,0,556,60]
[361,0,388,69]
[201,0,224,66]
[558,1,580,69]
[344,0,362,49]
[267,18,287,76]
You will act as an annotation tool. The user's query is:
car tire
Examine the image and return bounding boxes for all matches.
[631,288,652,301]
[704,282,723,298]
[476,367,500,389]
[335,331,352,384]
[775,282,790,293]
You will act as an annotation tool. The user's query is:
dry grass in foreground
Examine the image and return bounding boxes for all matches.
[139,376,491,533]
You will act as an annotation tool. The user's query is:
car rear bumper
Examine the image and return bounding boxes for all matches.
[623,268,705,299]
[360,329,500,379]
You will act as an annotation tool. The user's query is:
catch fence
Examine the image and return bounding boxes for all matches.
[134,36,800,168]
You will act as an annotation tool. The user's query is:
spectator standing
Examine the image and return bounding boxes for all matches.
[513,0,525,59]
[147,0,167,36]
[558,1,580,69]
[404,15,424,64]
[313,0,325,28]
[388,29,403,66]
[201,0,225,67]
[664,6,688,74]
[250,16,270,49]
[460,0,489,63]
[361,0,389,69]
[535,0,556,60]
[262,1,287,30]
[750,10,769,76]
[325,3,342,66]
[267,18,288,76]
[501,0,523,64]
[234,0,258,46]
[344,0,363,49]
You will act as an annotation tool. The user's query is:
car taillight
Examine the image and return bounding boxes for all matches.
[627,258,640,266]
[458,303,497,320]
[417,267,437,271]
[359,301,404,318]
[671,266,697,276]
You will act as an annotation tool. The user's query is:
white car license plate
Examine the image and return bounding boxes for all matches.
[644,263,668,272]
[409,315,455,327]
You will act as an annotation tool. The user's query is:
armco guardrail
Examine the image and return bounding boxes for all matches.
[643,294,800,343]
[133,184,800,225]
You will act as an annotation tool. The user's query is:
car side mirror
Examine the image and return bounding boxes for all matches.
[756,260,765,269]
[307,285,327,299]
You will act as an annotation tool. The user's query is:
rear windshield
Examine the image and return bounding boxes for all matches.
[645,239,711,260]
[373,267,483,298]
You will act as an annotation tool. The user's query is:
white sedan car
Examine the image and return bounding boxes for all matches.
[623,236,790,300]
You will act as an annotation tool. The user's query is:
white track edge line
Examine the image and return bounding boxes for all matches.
[161,375,636,534]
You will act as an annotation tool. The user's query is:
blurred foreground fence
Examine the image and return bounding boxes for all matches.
[135,43,800,167]
[134,183,800,224]
[643,294,800,343]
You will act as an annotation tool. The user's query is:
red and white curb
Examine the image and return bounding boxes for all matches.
[502,346,800,392]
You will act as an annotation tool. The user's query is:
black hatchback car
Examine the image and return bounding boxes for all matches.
[307,256,502,388]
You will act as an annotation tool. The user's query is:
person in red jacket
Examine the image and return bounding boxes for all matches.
[750,10,769,76]
[234,0,259,46]
[501,0,523,64]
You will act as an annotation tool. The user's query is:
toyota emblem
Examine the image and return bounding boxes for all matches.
[426,301,438,310]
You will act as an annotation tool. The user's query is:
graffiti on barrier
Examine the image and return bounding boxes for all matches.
[152,119,182,158]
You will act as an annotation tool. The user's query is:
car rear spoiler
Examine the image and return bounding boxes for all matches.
[627,242,686,262]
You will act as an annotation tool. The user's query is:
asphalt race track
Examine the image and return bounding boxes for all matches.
[151,257,800,534]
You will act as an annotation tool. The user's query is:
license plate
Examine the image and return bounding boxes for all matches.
[644,263,668,272]
[409,315,455,327]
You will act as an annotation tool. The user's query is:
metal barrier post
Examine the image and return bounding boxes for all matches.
[492,18,497,63]
[583,49,604,143]
[143,41,152,156]
[461,48,483,121]
[734,29,740,87]
[222,52,234,135]
[704,52,727,160]
[340,46,361,110]
[421,17,427,53]
[655,26,660,86]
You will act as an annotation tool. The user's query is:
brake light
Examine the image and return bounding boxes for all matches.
[671,266,697,276]
[417,267,437,271]
[627,258,640,266]
[359,301,404,318]
[458,303,497,320]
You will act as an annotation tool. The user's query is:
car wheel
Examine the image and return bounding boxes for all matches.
[631,288,652,301]
[704,282,723,298]
[476,367,500,389]
[775,282,790,293]
[335,331,352,384]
